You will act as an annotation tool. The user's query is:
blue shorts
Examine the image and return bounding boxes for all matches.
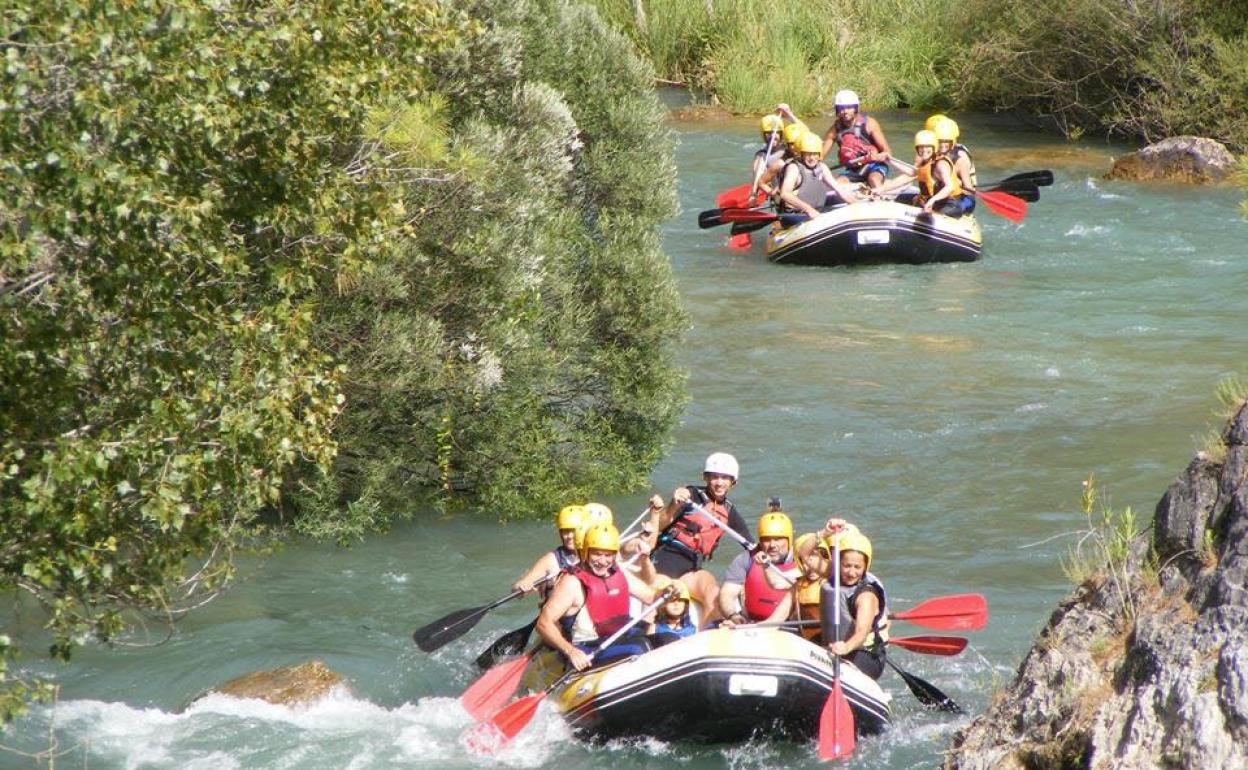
[841,161,889,183]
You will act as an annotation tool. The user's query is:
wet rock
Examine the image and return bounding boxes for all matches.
[1105,136,1237,184]
[200,660,345,706]
[944,401,1248,769]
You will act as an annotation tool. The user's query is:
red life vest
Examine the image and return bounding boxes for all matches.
[574,565,630,638]
[743,558,793,622]
[836,115,877,169]
[665,493,731,560]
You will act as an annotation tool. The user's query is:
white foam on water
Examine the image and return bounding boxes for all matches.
[383,571,410,585]
[1015,403,1047,413]
[34,689,531,769]
[1045,367,1061,378]
[1063,223,1109,237]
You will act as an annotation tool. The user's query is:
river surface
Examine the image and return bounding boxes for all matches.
[3,110,1245,769]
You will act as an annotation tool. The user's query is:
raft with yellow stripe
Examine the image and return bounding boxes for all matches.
[520,627,891,743]
[764,199,982,267]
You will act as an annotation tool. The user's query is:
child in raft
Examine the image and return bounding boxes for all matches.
[648,577,697,647]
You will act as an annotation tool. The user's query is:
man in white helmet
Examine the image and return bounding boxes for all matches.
[820,89,893,189]
[640,452,751,626]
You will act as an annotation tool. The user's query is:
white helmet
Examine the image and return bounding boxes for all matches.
[703,452,739,481]
[833,89,860,108]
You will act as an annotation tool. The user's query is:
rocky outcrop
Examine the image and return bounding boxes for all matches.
[1105,136,1237,184]
[944,401,1248,770]
[197,660,346,706]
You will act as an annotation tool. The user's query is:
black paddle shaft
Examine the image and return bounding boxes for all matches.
[475,618,538,669]
[885,657,963,713]
[413,574,553,652]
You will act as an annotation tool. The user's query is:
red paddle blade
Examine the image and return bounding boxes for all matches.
[462,692,546,755]
[460,655,530,721]
[717,184,767,209]
[977,189,1027,223]
[817,679,856,760]
[890,635,968,656]
[893,593,988,631]
[716,182,751,208]
[721,209,779,223]
[728,232,751,249]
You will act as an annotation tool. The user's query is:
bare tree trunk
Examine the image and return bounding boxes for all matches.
[633,0,648,36]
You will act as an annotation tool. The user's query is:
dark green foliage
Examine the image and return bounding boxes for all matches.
[953,0,1248,149]
[295,0,686,536]
[2,0,624,718]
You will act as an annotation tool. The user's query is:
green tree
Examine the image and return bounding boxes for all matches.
[0,0,462,720]
[295,0,687,536]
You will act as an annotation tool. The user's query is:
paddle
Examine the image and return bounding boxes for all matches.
[984,181,1039,202]
[890,634,967,656]
[685,501,796,587]
[885,657,963,713]
[412,574,553,652]
[462,651,533,722]
[975,189,1027,223]
[818,535,855,760]
[982,169,1053,188]
[463,585,678,755]
[892,592,987,631]
[474,618,537,670]
[887,157,1027,223]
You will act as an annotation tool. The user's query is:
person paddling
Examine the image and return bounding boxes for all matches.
[719,508,799,626]
[536,522,661,671]
[821,89,893,189]
[512,504,586,597]
[932,117,977,215]
[646,452,750,627]
[875,130,964,217]
[757,121,810,202]
[778,133,863,219]
[819,527,889,680]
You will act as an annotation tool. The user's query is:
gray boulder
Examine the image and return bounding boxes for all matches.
[1106,136,1237,184]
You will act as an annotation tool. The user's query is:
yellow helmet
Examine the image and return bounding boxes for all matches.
[783,122,806,148]
[914,130,937,149]
[757,512,793,542]
[580,522,621,560]
[924,113,949,132]
[583,502,613,527]
[652,575,691,602]
[835,530,873,570]
[933,117,959,143]
[798,132,823,156]
[556,504,587,531]
[760,114,784,135]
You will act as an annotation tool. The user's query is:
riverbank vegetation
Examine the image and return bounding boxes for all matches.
[590,0,1248,151]
[1,0,681,718]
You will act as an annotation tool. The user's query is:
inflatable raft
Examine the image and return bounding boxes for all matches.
[520,627,891,743]
[764,199,981,267]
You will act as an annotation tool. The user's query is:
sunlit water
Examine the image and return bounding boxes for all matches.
[3,109,1245,769]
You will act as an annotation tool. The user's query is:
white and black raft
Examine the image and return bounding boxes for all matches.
[764,199,982,267]
[518,626,891,744]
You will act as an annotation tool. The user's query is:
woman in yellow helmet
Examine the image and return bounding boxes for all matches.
[756,118,812,201]
[874,129,964,217]
[817,525,889,680]
[933,117,977,215]
[512,504,587,596]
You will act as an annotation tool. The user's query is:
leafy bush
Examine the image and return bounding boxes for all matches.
[295,0,686,536]
[953,0,1248,149]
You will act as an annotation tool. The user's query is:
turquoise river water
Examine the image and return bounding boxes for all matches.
[2,110,1245,769]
